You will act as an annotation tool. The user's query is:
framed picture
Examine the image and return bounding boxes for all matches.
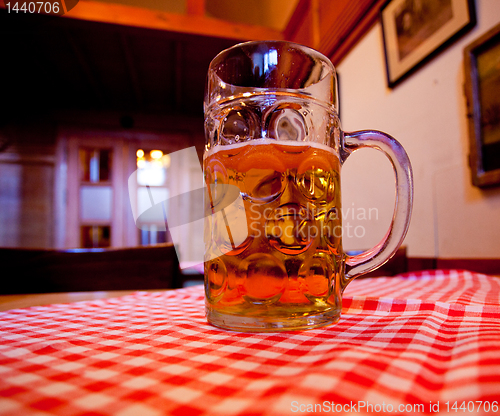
[464,23,500,188]
[381,0,476,88]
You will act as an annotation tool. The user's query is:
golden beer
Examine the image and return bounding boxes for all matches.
[204,140,343,330]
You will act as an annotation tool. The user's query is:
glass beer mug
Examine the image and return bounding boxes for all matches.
[203,41,413,332]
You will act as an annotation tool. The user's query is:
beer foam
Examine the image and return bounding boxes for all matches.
[204,139,335,160]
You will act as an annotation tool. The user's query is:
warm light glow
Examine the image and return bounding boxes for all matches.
[162,154,171,168]
[137,159,146,169]
[136,149,144,158]
[150,150,163,160]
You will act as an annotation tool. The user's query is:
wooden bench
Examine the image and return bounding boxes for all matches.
[0,243,181,294]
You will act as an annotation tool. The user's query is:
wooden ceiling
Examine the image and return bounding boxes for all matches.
[0,9,244,122]
[0,0,384,128]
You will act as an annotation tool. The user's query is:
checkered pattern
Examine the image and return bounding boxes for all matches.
[0,270,499,416]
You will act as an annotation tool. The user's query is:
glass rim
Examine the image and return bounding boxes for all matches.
[209,40,335,72]
[205,40,337,110]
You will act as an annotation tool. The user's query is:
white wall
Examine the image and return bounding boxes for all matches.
[337,0,500,258]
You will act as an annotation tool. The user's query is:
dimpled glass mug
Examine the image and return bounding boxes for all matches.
[203,41,413,332]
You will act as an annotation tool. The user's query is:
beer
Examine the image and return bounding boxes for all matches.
[204,140,343,330]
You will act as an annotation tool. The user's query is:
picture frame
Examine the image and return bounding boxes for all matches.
[381,0,476,88]
[464,22,500,188]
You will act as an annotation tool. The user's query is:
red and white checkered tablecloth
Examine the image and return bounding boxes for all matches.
[0,270,499,416]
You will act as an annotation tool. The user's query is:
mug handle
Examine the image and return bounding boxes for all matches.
[340,130,413,289]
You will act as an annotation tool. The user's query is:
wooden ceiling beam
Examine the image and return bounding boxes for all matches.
[65,29,105,106]
[120,33,143,109]
[284,0,386,66]
[174,42,184,112]
[186,0,206,16]
[59,0,283,41]
[318,0,386,65]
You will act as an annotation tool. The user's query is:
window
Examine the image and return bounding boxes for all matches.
[135,148,171,245]
[78,148,113,248]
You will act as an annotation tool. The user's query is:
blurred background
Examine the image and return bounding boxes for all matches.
[0,0,499,270]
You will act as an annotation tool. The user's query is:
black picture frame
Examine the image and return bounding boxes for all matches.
[464,22,500,188]
[381,0,476,88]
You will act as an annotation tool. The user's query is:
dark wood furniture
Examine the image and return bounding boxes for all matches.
[357,246,408,278]
[0,243,181,295]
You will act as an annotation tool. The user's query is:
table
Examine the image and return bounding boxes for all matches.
[0,290,164,312]
[0,269,499,415]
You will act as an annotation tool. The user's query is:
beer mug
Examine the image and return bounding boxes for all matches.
[203,41,413,332]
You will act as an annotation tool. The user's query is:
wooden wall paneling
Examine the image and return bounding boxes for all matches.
[407,257,500,276]
[318,0,385,64]
[284,0,315,48]
[407,257,437,273]
[20,163,55,248]
[54,136,68,249]
[65,28,106,107]
[311,0,321,49]
[285,0,386,65]
[0,159,55,249]
[174,41,184,113]
[120,33,144,109]
[65,136,80,248]
[0,122,57,249]
[0,163,23,247]
[436,258,500,277]
[124,139,140,248]
[112,139,125,247]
